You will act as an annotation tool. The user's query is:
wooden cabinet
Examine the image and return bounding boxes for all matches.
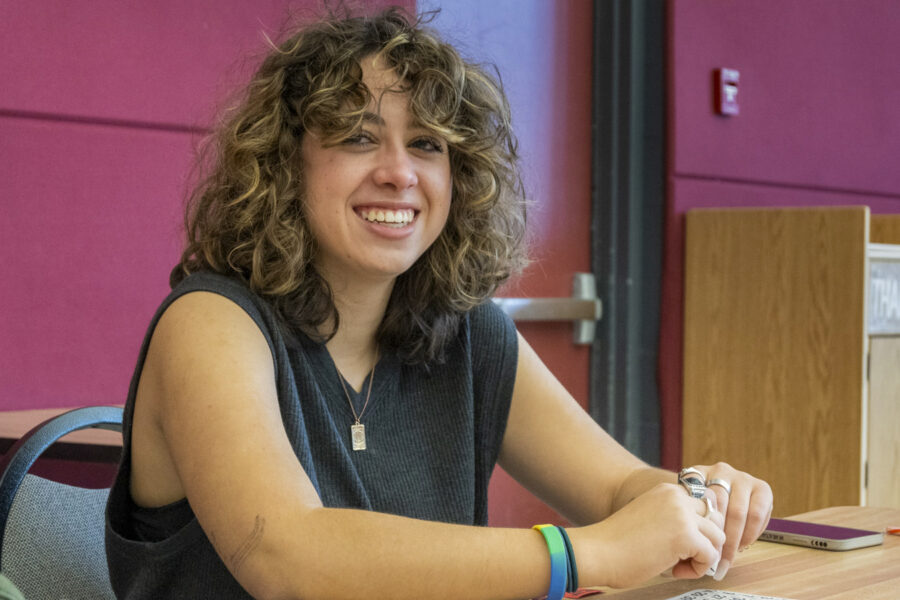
[682,207,900,516]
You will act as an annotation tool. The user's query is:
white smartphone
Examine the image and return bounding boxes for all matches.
[760,517,884,551]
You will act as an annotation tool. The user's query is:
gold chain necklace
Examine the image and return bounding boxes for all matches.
[335,351,377,451]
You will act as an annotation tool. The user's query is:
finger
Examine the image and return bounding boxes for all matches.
[672,498,726,579]
[673,542,721,579]
[703,495,726,532]
[692,492,718,518]
[698,509,727,549]
[695,490,729,581]
[707,479,731,521]
[720,481,751,563]
[739,482,774,549]
[673,557,710,579]
[741,502,773,553]
[672,522,723,580]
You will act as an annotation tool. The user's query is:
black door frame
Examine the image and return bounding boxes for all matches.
[590,0,666,464]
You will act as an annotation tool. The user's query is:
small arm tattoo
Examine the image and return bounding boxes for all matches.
[229,515,266,573]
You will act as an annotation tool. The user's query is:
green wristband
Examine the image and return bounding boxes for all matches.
[533,524,567,600]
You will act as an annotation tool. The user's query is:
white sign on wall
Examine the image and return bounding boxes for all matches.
[869,260,900,335]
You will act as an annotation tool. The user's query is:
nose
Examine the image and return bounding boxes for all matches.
[372,145,418,191]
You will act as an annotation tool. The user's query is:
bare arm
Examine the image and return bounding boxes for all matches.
[497,332,671,525]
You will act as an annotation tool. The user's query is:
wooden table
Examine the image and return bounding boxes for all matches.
[599,506,900,599]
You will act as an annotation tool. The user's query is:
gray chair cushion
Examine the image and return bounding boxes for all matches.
[0,474,114,600]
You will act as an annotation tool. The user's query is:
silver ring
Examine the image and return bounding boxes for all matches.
[708,478,732,496]
[702,495,715,518]
[678,467,708,499]
[679,467,707,485]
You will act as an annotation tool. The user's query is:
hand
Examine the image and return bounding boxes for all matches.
[573,483,726,589]
[685,462,773,580]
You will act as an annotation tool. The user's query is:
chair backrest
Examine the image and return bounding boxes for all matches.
[0,406,123,600]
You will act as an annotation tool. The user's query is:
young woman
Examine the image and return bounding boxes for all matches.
[105,8,772,599]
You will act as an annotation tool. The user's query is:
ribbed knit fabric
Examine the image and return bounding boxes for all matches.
[105,271,518,599]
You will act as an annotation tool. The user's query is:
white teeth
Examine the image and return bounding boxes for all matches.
[359,208,415,226]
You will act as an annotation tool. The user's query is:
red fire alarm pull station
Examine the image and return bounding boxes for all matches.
[715,68,740,115]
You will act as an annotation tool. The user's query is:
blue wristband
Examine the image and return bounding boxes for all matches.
[533,524,567,600]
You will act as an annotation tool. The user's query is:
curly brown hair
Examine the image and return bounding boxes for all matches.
[174,6,528,364]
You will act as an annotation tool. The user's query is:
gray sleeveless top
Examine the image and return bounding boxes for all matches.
[105,271,518,598]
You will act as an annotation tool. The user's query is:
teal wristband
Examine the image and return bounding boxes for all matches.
[533,524,567,600]
[558,526,578,593]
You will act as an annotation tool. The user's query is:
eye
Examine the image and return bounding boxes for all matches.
[341,131,376,146]
[410,137,445,153]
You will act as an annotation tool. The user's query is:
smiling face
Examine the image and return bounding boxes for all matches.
[299,56,453,290]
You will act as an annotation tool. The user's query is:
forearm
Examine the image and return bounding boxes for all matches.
[611,466,677,513]
[251,507,557,600]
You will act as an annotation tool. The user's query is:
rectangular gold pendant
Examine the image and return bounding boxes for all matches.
[351,423,366,451]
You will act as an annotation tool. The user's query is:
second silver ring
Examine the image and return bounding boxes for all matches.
[708,478,732,496]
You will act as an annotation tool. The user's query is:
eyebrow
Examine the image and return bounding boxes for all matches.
[361,111,428,130]
[359,110,438,137]
[361,111,385,126]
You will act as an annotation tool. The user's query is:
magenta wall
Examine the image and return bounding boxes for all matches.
[0,0,408,413]
[659,0,900,468]
[424,0,594,527]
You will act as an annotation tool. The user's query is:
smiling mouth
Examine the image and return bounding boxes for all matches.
[357,207,417,227]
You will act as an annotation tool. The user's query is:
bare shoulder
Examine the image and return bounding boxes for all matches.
[152,291,271,358]
[140,290,276,419]
[129,290,278,507]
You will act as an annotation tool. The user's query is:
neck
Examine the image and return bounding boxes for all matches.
[322,272,394,391]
